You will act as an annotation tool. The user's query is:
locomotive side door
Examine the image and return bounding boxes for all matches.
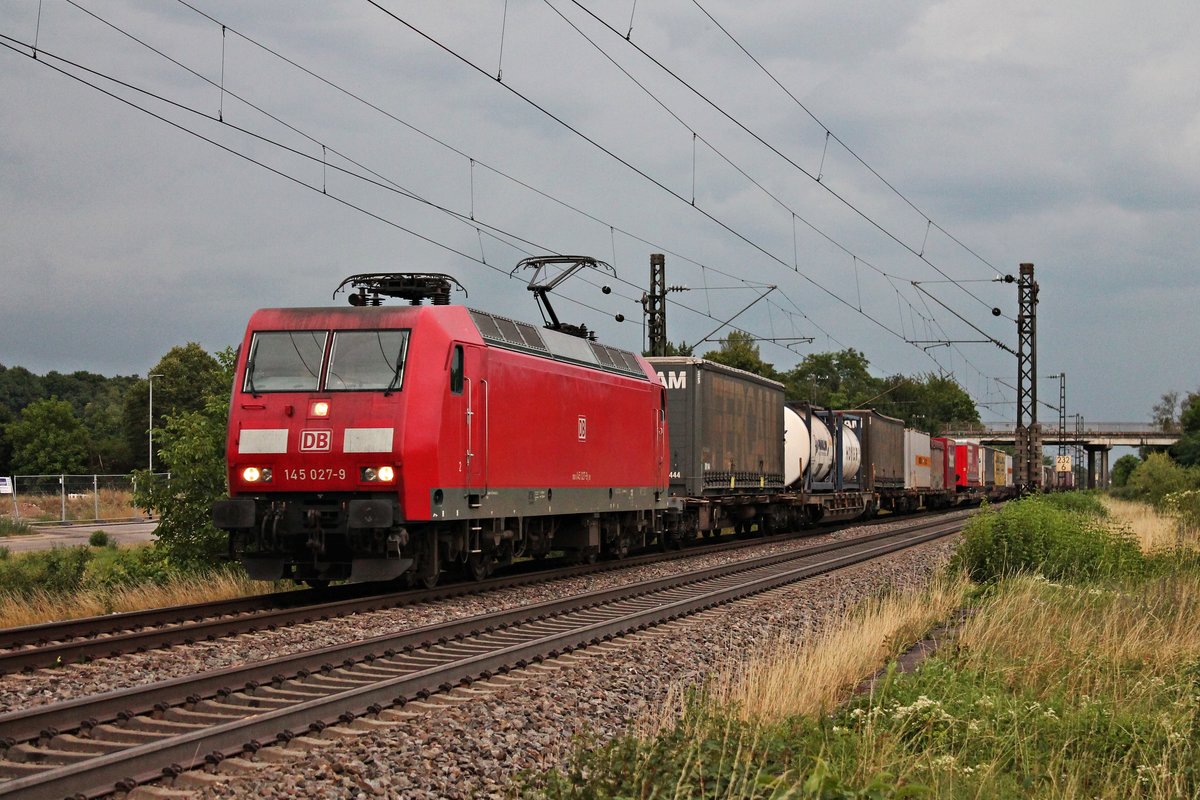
[451,343,488,501]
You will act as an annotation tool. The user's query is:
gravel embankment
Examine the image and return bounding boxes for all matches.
[0,519,928,714]
[185,536,959,799]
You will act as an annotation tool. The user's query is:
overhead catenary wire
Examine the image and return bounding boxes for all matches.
[3,7,1006,414]
[363,0,1001,389]
[558,0,1007,318]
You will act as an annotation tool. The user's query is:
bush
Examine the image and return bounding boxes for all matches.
[82,545,175,589]
[0,517,34,536]
[88,530,110,547]
[1126,452,1200,506]
[0,546,92,596]
[952,495,1144,583]
[1039,490,1108,517]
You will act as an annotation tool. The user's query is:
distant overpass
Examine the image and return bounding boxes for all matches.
[941,422,1181,449]
[939,423,1180,488]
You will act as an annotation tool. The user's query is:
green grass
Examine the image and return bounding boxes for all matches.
[0,516,35,537]
[524,495,1199,800]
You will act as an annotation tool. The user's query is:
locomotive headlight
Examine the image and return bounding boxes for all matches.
[242,467,272,483]
[309,400,331,418]
[360,466,395,483]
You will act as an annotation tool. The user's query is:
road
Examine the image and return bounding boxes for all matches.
[1,521,159,553]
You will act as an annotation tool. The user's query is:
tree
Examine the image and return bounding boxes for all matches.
[124,343,224,470]
[5,398,89,475]
[1152,391,1181,432]
[133,347,236,569]
[781,349,880,408]
[644,340,693,357]
[1110,454,1140,487]
[702,331,779,380]
[1171,392,1200,466]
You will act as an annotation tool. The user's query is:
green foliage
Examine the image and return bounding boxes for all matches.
[1125,452,1200,506]
[702,331,780,380]
[783,348,877,408]
[0,543,189,597]
[81,544,174,589]
[133,346,235,569]
[88,530,110,547]
[0,365,140,474]
[952,496,1143,583]
[645,340,693,357]
[0,546,93,595]
[5,398,89,475]
[0,517,34,536]
[1110,454,1140,487]
[1038,490,1109,517]
[1164,489,1200,533]
[124,342,225,470]
[776,351,979,432]
[528,697,916,799]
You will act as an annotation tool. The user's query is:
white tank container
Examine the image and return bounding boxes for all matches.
[783,406,810,486]
[840,419,861,483]
[784,407,860,487]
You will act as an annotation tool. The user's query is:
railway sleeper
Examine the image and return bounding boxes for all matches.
[5,741,95,764]
[0,761,49,778]
[44,733,128,755]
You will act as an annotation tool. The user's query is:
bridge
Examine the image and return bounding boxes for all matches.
[939,423,1181,488]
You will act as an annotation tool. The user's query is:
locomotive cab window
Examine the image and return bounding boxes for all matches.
[450,345,464,394]
[244,331,327,393]
[326,330,411,392]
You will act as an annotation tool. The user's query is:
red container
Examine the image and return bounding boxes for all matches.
[953,442,981,489]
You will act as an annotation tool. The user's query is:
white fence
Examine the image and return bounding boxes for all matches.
[3,474,169,524]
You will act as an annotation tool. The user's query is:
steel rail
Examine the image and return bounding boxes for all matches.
[0,517,961,798]
[0,509,976,674]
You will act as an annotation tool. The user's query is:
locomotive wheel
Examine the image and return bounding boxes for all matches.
[421,572,440,589]
[305,579,330,590]
[465,553,491,582]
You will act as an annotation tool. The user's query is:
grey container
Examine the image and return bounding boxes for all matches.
[647,357,784,497]
[839,409,905,491]
[931,438,946,491]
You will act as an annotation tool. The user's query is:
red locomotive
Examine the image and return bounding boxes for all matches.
[213,266,668,587]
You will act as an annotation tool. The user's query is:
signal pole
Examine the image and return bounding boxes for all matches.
[646,253,667,357]
[1013,263,1042,490]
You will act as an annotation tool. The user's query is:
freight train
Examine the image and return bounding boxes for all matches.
[212,266,1016,587]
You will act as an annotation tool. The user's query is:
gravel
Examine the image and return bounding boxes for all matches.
[0,520,959,798]
[192,536,958,799]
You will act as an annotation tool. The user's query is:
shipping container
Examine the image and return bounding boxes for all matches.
[649,357,784,497]
[904,429,932,489]
[955,441,981,489]
[994,449,1008,487]
[930,438,946,491]
[981,445,997,487]
[932,436,957,489]
[841,410,905,491]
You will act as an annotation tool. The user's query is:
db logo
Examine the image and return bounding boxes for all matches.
[300,430,332,452]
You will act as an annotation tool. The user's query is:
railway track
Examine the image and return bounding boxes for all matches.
[0,509,975,675]
[0,514,963,799]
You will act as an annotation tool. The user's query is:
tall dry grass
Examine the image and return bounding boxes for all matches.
[956,572,1200,703]
[1101,495,1199,553]
[0,571,264,629]
[646,575,970,734]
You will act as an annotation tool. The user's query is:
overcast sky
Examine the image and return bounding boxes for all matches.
[2,1,1197,429]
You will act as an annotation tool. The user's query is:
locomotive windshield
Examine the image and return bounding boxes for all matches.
[244,331,327,393]
[326,330,410,392]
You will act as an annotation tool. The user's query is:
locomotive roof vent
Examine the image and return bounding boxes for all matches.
[334,273,467,306]
[511,255,617,340]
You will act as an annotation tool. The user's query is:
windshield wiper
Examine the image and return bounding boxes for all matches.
[383,358,403,396]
